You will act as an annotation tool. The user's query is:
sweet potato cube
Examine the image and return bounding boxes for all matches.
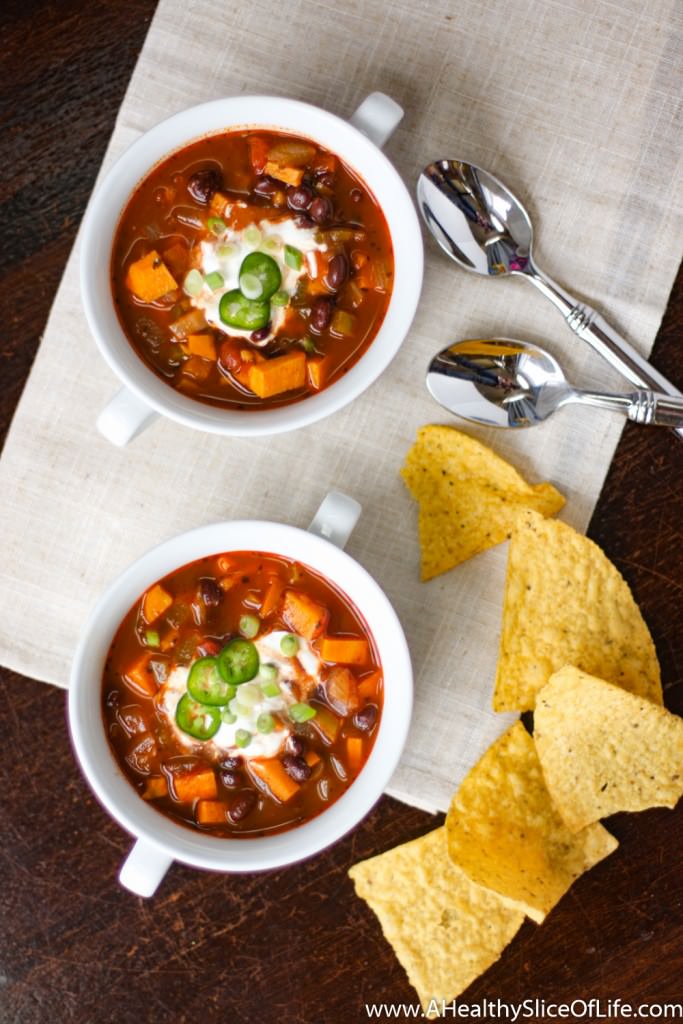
[124,653,158,696]
[196,799,228,825]
[346,737,364,775]
[142,775,168,800]
[307,353,334,391]
[282,589,329,640]
[125,250,178,302]
[248,758,300,803]
[248,350,306,399]
[173,768,218,803]
[263,161,304,186]
[304,749,321,768]
[319,636,370,667]
[183,333,217,360]
[358,669,382,700]
[142,584,173,624]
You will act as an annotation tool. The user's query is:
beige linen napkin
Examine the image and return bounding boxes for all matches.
[1,0,681,813]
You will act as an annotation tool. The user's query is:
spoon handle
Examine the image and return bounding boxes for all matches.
[575,389,683,427]
[527,266,683,439]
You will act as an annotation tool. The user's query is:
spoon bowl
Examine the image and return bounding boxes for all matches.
[417,160,533,277]
[427,339,683,429]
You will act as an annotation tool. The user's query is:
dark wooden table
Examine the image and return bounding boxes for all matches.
[2,3,682,1021]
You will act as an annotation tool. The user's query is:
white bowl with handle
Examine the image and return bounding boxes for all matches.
[81,93,423,445]
[68,492,413,896]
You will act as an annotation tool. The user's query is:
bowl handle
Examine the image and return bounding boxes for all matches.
[97,386,158,446]
[119,837,173,897]
[308,492,361,550]
[349,92,403,149]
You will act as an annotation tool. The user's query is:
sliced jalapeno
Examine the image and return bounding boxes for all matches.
[217,638,260,685]
[239,252,282,300]
[175,692,221,740]
[219,289,270,330]
[187,656,233,706]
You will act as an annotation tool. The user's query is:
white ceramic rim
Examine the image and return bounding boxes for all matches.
[80,94,424,436]
[68,520,413,872]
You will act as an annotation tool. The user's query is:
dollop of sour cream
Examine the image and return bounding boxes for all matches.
[190,206,327,343]
[157,631,321,760]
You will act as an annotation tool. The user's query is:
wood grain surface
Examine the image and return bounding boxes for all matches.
[1,2,682,1021]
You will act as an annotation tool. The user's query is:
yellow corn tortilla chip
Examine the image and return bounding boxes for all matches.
[401,425,564,581]
[348,827,524,1017]
[445,722,618,923]
[534,666,683,832]
[493,510,661,711]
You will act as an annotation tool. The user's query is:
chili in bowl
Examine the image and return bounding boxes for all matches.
[68,494,413,895]
[81,93,423,444]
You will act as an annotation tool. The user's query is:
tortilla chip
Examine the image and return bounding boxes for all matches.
[445,722,618,923]
[400,426,564,580]
[535,666,683,832]
[493,511,661,711]
[348,827,524,1016]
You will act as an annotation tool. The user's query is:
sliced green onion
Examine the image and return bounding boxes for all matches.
[239,614,260,639]
[204,270,224,291]
[259,663,278,683]
[280,633,300,657]
[300,336,316,354]
[284,244,303,271]
[239,272,264,300]
[261,680,281,698]
[271,289,289,307]
[256,712,275,734]
[263,236,281,254]
[183,268,204,296]
[236,682,260,708]
[144,629,160,647]
[207,216,226,236]
[243,225,262,247]
[217,242,237,259]
[221,708,237,724]
[235,729,252,748]
[289,702,316,723]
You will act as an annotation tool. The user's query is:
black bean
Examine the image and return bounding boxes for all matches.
[309,297,334,333]
[253,176,280,196]
[250,324,271,343]
[287,185,314,211]
[200,578,222,607]
[220,770,241,789]
[285,735,305,758]
[229,789,257,822]
[309,196,333,224]
[316,174,334,190]
[220,756,242,771]
[187,168,222,204]
[294,213,315,229]
[325,252,348,290]
[353,704,378,732]
[282,754,312,783]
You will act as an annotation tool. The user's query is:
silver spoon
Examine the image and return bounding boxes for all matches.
[416,160,683,439]
[427,338,683,429]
